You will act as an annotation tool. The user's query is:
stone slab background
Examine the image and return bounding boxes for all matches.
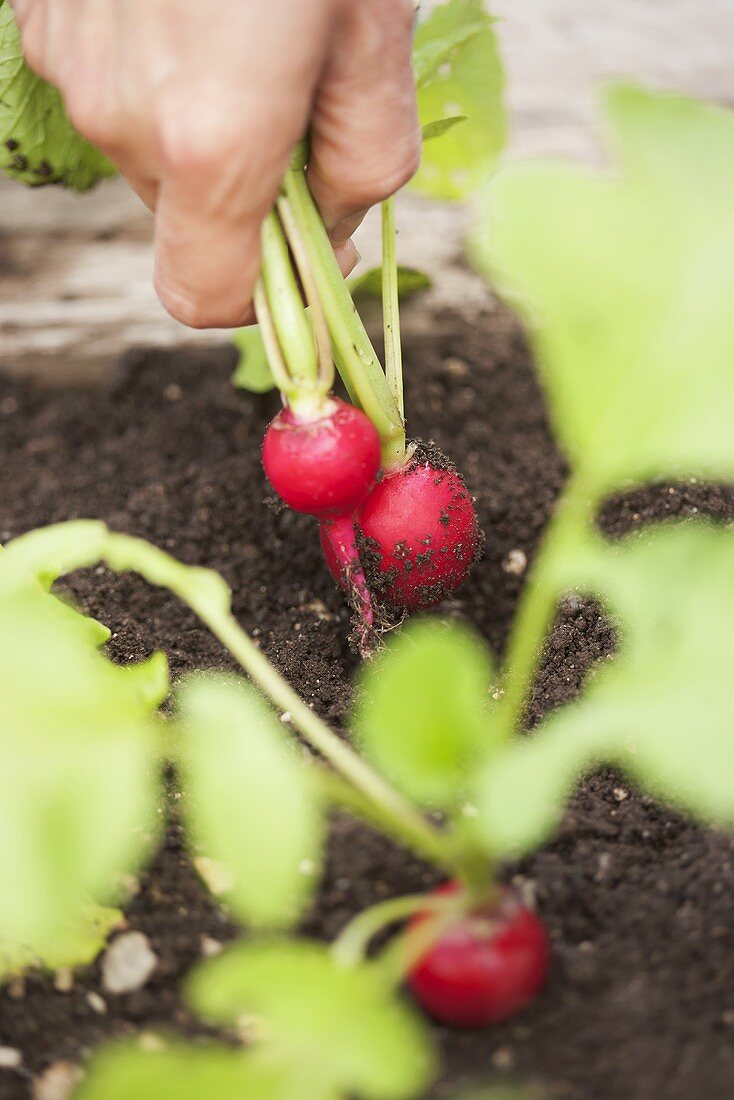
[0,0,731,374]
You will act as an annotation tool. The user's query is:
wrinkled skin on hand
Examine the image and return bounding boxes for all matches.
[10,0,420,327]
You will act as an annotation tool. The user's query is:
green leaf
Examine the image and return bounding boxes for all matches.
[411,0,505,200]
[475,524,734,857]
[349,266,432,300]
[188,939,435,1100]
[422,115,467,142]
[76,1042,322,1100]
[0,5,115,189]
[353,619,495,809]
[473,85,734,494]
[121,651,170,711]
[178,675,323,928]
[0,520,109,594]
[232,325,275,394]
[103,532,231,618]
[0,588,159,970]
[1,901,123,976]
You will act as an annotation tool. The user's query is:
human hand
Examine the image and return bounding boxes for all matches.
[10,0,420,327]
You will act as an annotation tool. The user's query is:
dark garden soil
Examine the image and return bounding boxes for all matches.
[0,308,733,1100]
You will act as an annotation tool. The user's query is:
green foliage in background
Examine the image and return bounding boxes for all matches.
[0,529,164,974]
[411,0,506,200]
[0,2,115,189]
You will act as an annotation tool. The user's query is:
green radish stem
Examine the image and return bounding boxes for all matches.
[276,194,334,394]
[331,891,461,969]
[381,197,405,421]
[260,211,318,390]
[281,166,407,468]
[252,279,299,400]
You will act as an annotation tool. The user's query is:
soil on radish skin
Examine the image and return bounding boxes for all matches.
[1,309,733,1100]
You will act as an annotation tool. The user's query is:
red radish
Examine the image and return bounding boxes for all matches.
[352,445,480,611]
[262,398,380,517]
[408,882,549,1028]
[319,514,377,654]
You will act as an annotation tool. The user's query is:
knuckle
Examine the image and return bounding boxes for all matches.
[343,141,421,209]
[156,98,240,173]
[64,83,120,151]
[155,278,249,330]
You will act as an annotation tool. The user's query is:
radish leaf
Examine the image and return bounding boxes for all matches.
[0,584,159,972]
[350,265,431,300]
[353,620,495,809]
[475,524,734,856]
[188,939,435,1100]
[475,85,734,495]
[179,675,324,928]
[76,1043,312,1100]
[412,0,505,200]
[0,4,115,189]
[232,325,275,394]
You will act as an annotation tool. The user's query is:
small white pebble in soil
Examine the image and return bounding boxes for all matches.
[86,991,107,1015]
[7,977,25,1000]
[194,856,234,897]
[1,397,18,415]
[138,1032,168,1053]
[200,935,224,959]
[163,383,183,402]
[102,931,158,995]
[443,356,469,377]
[491,1045,515,1071]
[502,548,528,576]
[53,968,74,993]
[613,787,629,802]
[304,599,333,622]
[511,874,537,909]
[721,1009,734,1026]
[0,1047,22,1070]
[32,1062,84,1100]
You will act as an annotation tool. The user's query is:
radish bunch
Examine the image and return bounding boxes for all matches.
[255,171,481,652]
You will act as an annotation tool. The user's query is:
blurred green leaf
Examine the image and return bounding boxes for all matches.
[232,326,276,394]
[349,266,432,300]
[422,115,467,142]
[189,939,435,1100]
[178,675,324,928]
[473,85,734,494]
[0,5,115,189]
[475,524,734,857]
[103,532,231,618]
[1,901,123,976]
[0,588,159,970]
[353,620,495,809]
[121,650,170,710]
[76,1042,323,1100]
[411,0,505,200]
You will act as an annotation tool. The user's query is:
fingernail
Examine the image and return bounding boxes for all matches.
[334,239,361,277]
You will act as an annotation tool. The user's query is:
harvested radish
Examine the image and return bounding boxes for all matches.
[408,882,549,1028]
[262,398,381,517]
[352,445,480,611]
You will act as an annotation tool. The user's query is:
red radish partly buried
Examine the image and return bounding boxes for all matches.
[353,445,480,612]
[262,398,381,517]
[408,882,549,1028]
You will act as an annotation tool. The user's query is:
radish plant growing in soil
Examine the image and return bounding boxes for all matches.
[2,2,734,1099]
